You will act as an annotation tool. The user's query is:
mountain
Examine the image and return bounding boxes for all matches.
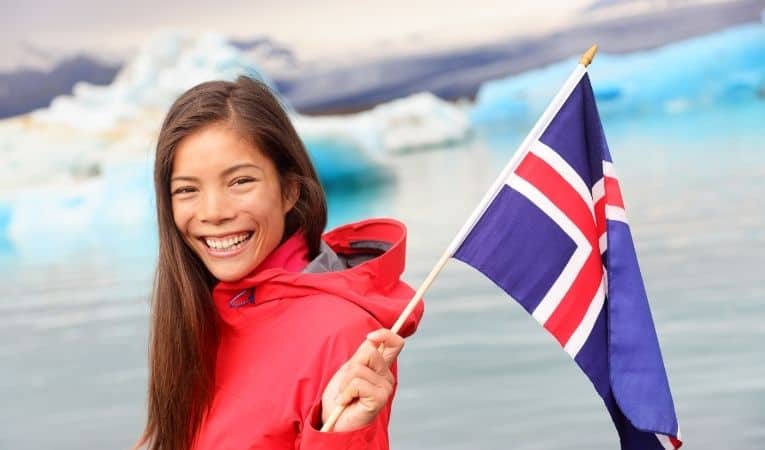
[0,55,119,118]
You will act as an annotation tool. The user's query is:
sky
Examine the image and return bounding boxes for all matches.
[1,0,745,71]
[1,0,593,66]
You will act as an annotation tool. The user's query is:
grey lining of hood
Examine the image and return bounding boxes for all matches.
[302,240,392,274]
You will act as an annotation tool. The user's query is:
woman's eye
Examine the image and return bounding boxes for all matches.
[172,186,197,195]
[232,177,255,186]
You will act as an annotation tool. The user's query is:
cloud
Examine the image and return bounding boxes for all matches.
[1,0,593,61]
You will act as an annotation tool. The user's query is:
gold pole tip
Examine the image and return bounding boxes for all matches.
[580,44,599,67]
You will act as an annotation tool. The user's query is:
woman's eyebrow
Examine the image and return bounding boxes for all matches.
[221,163,264,178]
[170,175,198,183]
[170,163,264,183]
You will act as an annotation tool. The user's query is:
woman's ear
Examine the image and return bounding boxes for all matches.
[282,176,300,214]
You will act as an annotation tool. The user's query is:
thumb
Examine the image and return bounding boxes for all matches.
[336,382,358,407]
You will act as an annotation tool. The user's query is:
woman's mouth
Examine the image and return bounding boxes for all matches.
[201,231,254,253]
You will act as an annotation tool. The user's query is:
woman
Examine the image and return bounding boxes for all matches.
[137,76,424,449]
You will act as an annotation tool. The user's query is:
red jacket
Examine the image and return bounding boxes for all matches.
[193,218,424,450]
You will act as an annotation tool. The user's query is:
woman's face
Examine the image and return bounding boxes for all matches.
[170,122,297,282]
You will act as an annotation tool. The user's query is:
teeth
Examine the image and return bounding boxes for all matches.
[205,232,251,250]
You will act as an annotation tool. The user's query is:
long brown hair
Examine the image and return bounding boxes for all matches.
[139,76,327,449]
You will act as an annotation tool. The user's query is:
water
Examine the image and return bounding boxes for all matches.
[390,101,765,449]
[1,98,764,449]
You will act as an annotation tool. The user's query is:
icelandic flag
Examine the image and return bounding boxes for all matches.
[453,73,682,449]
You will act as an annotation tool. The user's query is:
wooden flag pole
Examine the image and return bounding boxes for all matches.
[319,250,451,432]
[321,44,599,433]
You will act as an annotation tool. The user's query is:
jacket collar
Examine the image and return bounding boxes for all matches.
[212,218,410,329]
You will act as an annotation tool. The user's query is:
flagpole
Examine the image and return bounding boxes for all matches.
[321,44,599,433]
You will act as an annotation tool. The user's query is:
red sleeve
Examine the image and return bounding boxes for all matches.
[295,308,396,450]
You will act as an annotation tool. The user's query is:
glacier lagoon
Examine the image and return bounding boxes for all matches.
[1,23,764,449]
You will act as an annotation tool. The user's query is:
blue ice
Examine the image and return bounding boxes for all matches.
[470,24,765,126]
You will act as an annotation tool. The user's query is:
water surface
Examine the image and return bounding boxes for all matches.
[1,100,763,449]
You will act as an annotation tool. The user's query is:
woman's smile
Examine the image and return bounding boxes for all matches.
[199,231,254,255]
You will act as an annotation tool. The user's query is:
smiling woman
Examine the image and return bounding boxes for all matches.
[137,77,424,450]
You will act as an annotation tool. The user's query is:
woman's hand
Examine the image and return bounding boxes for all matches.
[320,328,405,432]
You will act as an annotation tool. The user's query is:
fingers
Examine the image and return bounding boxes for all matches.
[349,338,387,373]
[336,362,394,407]
[321,357,396,430]
[336,359,395,396]
[347,328,404,373]
[365,329,405,366]
[335,328,402,406]
[320,328,405,431]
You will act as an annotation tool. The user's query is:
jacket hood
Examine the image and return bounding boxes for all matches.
[212,218,423,338]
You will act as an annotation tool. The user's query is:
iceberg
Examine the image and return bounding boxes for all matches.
[366,92,470,153]
[294,92,470,159]
[0,159,156,261]
[1,31,283,196]
[6,30,393,189]
[293,114,386,186]
[470,24,765,126]
[0,30,474,246]
[32,31,274,132]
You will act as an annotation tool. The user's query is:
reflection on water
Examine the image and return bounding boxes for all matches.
[1,100,764,449]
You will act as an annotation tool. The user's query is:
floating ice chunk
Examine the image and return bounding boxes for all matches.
[0,111,164,192]
[31,30,275,132]
[471,24,765,125]
[294,92,470,157]
[0,201,10,235]
[0,159,157,260]
[3,161,154,234]
[290,92,471,185]
[368,92,470,152]
[291,112,387,185]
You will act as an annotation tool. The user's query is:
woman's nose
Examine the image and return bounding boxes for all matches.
[199,190,234,225]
